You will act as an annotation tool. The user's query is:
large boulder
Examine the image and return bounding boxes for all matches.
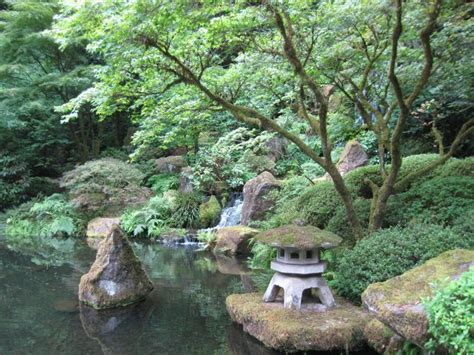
[154,155,186,174]
[226,293,372,353]
[79,225,153,309]
[335,140,368,175]
[213,226,259,256]
[241,172,281,225]
[362,249,474,348]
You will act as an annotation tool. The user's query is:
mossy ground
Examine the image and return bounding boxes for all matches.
[226,293,372,353]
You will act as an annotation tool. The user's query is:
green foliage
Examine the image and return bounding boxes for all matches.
[257,176,310,229]
[148,174,179,195]
[326,199,371,244]
[432,157,474,179]
[297,180,343,228]
[191,128,274,192]
[333,223,474,303]
[120,194,175,238]
[172,191,202,229]
[386,176,474,227]
[0,154,31,210]
[343,165,382,199]
[196,230,217,246]
[121,190,202,237]
[424,267,474,355]
[5,194,83,238]
[248,241,275,270]
[60,158,148,215]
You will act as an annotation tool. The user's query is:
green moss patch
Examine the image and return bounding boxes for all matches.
[362,249,474,347]
[255,225,342,249]
[226,293,372,352]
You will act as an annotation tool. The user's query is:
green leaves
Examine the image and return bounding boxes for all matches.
[424,267,474,354]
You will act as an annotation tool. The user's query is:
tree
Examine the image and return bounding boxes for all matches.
[54,0,473,238]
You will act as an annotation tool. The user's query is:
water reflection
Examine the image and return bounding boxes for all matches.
[0,238,275,354]
[80,299,155,355]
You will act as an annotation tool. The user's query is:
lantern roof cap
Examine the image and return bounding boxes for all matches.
[255,224,342,249]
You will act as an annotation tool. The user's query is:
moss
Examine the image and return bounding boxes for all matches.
[255,225,342,249]
[226,293,372,352]
[199,195,222,228]
[364,249,474,305]
[363,319,402,354]
[362,249,474,347]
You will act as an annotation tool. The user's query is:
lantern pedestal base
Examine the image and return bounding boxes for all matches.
[263,272,335,309]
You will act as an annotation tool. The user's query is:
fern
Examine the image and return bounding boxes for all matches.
[6,194,83,238]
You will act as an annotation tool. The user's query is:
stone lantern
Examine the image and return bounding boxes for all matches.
[255,225,342,310]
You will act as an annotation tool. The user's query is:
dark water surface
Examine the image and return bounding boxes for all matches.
[0,236,275,355]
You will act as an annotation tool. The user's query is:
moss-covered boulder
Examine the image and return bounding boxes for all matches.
[213,226,258,256]
[363,319,403,354]
[362,249,474,348]
[226,293,372,353]
[199,196,222,228]
[241,172,281,225]
[79,226,153,309]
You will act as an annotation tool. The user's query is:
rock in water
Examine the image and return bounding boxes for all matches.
[79,225,153,309]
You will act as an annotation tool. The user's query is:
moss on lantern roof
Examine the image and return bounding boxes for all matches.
[255,225,342,249]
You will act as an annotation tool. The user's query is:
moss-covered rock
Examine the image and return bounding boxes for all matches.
[363,319,403,354]
[213,226,258,256]
[79,226,153,309]
[199,195,222,228]
[255,224,342,249]
[226,293,372,353]
[362,249,474,348]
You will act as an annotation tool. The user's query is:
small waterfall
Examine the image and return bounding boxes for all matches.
[216,193,243,228]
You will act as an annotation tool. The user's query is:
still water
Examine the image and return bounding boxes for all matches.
[0,235,275,355]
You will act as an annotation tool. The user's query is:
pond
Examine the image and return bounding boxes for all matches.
[0,234,276,355]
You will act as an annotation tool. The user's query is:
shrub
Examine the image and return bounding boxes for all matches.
[343,164,382,198]
[424,267,474,354]
[343,154,440,199]
[432,156,474,179]
[248,241,275,270]
[5,194,84,238]
[196,229,217,246]
[386,176,474,227]
[148,174,179,195]
[60,158,151,215]
[121,190,202,237]
[326,199,371,244]
[333,223,474,303]
[121,194,175,238]
[0,154,31,210]
[172,191,202,228]
[297,180,343,228]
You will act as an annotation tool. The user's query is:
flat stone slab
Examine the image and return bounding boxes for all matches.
[362,249,474,348]
[226,293,372,353]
